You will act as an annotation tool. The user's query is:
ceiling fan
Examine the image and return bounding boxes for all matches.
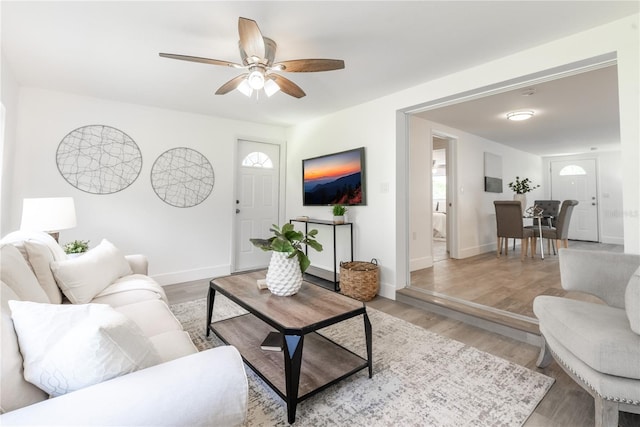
[159,17,345,99]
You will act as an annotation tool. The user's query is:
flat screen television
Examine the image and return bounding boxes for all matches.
[303,147,366,206]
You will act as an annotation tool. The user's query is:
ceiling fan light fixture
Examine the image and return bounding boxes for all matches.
[237,79,253,97]
[507,110,534,121]
[248,69,265,90]
[264,79,280,97]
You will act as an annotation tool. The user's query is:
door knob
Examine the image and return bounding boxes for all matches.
[236,208,240,214]
[592,203,597,206]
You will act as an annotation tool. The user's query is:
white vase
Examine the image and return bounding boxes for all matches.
[333,215,345,224]
[513,194,527,213]
[266,252,303,296]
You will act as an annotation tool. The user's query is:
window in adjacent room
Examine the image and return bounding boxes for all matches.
[559,164,587,176]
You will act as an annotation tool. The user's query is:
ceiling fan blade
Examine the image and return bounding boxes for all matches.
[215,74,249,95]
[275,59,345,72]
[159,53,242,68]
[238,17,265,61]
[270,74,306,98]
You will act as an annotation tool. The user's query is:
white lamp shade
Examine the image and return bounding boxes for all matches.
[20,197,77,232]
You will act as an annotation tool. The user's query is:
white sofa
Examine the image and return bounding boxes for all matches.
[0,231,248,426]
[534,248,640,427]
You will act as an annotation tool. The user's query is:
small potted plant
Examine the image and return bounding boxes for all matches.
[332,204,348,224]
[63,240,90,258]
[508,176,540,210]
[250,224,323,296]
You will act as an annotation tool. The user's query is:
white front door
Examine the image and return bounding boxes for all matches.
[234,140,280,271]
[550,159,598,241]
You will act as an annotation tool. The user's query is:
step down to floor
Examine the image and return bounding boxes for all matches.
[396,287,542,346]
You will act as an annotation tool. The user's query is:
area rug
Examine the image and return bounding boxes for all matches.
[170,297,554,427]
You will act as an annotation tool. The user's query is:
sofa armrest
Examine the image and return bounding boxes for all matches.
[0,346,248,426]
[559,248,640,308]
[125,254,148,275]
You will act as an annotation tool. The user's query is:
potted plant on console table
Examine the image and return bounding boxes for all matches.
[250,223,323,296]
[332,204,348,224]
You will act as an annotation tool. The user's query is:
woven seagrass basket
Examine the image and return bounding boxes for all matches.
[339,259,379,301]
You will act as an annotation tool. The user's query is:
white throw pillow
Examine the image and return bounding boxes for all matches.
[8,300,160,397]
[23,241,63,304]
[0,244,49,303]
[51,239,133,304]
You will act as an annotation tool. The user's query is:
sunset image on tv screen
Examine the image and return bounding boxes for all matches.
[303,148,364,205]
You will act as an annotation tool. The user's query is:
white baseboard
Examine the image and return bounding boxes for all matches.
[378,282,396,300]
[152,265,231,286]
[410,256,433,271]
[456,242,495,259]
[601,236,624,245]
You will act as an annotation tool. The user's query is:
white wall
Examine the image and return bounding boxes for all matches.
[286,102,396,297]
[8,88,286,284]
[418,118,543,260]
[287,14,639,297]
[542,151,624,245]
[409,116,432,271]
[1,53,20,235]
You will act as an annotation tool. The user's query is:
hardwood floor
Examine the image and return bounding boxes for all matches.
[165,276,638,426]
[410,240,623,319]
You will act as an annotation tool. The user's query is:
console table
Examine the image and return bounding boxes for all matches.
[289,218,353,291]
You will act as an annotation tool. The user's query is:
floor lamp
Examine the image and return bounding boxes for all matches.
[20,197,77,242]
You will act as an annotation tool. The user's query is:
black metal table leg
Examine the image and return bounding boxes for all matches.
[363,310,373,378]
[206,285,216,337]
[283,334,304,424]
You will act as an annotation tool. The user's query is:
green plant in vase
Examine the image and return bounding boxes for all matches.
[250,224,323,296]
[507,176,540,194]
[508,176,540,211]
[250,223,323,273]
[332,204,348,223]
[63,240,90,255]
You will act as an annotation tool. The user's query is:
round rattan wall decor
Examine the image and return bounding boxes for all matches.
[56,125,142,194]
[150,147,214,208]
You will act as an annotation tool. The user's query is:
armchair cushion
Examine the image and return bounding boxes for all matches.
[51,239,133,304]
[534,295,640,379]
[8,301,160,397]
[625,266,640,334]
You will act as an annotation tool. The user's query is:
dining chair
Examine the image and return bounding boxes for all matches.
[533,200,560,228]
[528,199,561,254]
[532,200,579,255]
[494,201,534,261]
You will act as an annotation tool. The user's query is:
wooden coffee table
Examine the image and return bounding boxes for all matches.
[206,270,372,424]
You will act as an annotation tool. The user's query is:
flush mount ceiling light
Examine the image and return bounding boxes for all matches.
[506,111,534,121]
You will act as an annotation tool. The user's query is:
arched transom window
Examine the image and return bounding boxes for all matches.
[559,165,587,176]
[242,151,274,169]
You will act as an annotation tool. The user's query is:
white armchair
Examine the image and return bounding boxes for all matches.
[533,248,640,427]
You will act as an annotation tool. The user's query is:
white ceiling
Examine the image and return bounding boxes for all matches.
[2,1,637,155]
[416,64,621,156]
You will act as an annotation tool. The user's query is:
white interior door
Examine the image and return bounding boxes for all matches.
[234,140,280,271]
[550,159,598,241]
